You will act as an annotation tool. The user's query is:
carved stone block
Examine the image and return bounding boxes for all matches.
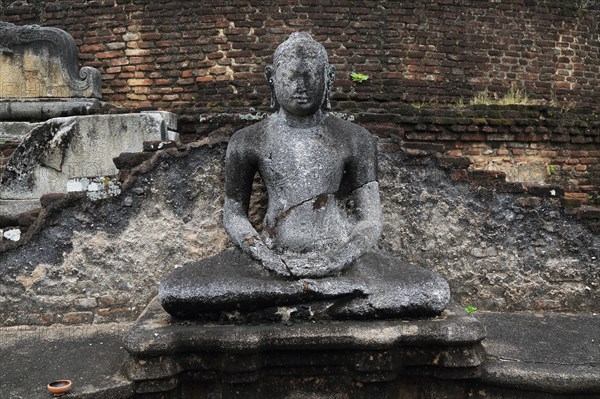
[0,21,101,99]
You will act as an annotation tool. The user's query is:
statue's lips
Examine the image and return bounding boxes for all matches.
[292,96,310,103]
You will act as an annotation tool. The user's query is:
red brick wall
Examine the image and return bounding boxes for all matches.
[360,106,600,206]
[1,0,599,204]
[2,0,600,138]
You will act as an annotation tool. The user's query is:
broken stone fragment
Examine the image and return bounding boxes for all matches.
[40,193,67,207]
[3,228,21,241]
[17,208,40,228]
[113,152,154,170]
[143,141,178,152]
[0,215,19,228]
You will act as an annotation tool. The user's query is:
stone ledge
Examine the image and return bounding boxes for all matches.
[1,308,599,398]
[0,198,41,218]
[0,99,117,121]
[124,297,485,396]
[125,297,485,357]
[0,322,133,399]
[483,360,600,395]
[0,121,42,140]
[477,311,600,395]
[0,112,171,218]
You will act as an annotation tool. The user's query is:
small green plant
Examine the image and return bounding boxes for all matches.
[470,84,541,106]
[575,0,595,15]
[587,194,600,202]
[351,72,369,83]
[500,84,531,105]
[548,164,558,174]
[410,101,430,109]
[470,89,492,105]
[410,96,439,109]
[465,305,477,314]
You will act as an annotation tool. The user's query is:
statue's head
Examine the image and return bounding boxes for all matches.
[266,32,336,116]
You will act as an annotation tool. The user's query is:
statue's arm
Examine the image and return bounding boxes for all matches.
[223,133,291,276]
[335,180,382,262]
[329,130,382,268]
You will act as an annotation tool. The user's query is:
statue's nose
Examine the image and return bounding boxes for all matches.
[295,80,306,93]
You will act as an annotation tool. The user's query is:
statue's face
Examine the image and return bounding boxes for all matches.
[273,52,326,116]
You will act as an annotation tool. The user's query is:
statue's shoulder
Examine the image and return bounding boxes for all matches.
[228,118,270,151]
[325,114,374,145]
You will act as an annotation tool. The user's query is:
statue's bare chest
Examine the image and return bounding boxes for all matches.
[257,126,348,193]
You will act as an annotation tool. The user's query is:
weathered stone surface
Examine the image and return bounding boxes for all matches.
[141,110,178,130]
[140,110,180,142]
[0,21,101,99]
[1,141,598,326]
[160,32,450,320]
[378,148,600,312]
[479,312,600,394]
[0,198,40,217]
[0,121,41,139]
[0,144,228,326]
[0,98,110,121]
[160,249,450,320]
[476,159,549,184]
[125,297,484,397]
[129,298,485,357]
[0,113,172,217]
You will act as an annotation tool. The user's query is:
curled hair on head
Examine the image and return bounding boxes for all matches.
[266,32,336,111]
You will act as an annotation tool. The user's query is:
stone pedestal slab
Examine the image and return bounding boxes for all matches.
[124,297,485,398]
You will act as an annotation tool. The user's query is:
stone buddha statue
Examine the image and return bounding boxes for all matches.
[159,32,450,321]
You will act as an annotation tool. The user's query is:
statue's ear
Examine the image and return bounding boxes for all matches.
[265,65,278,109]
[327,65,336,86]
[265,65,275,86]
[324,65,336,110]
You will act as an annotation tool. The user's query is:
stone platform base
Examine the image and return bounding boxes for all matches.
[124,297,485,398]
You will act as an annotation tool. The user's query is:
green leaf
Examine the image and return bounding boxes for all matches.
[465,305,477,314]
[351,72,369,83]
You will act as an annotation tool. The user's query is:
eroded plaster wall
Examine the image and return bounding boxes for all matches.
[0,140,597,326]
